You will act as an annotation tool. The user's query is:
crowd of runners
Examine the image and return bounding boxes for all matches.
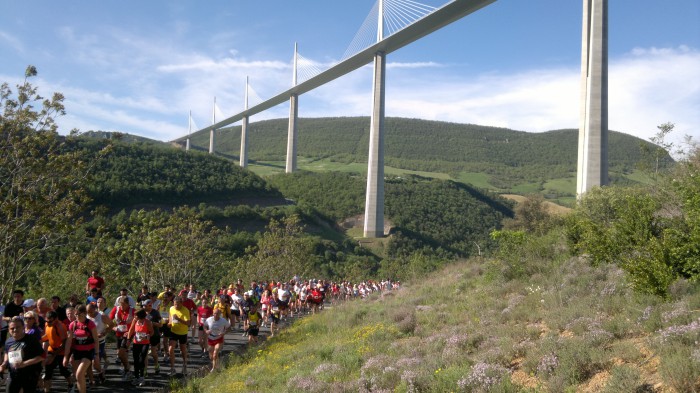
[0,270,400,393]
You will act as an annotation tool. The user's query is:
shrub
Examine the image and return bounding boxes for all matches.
[602,365,641,393]
[658,344,700,393]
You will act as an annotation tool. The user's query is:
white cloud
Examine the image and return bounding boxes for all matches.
[0,30,24,54]
[46,43,698,148]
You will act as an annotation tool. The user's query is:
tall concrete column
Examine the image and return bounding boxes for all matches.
[240,77,249,168]
[286,94,298,173]
[576,0,608,197]
[240,116,248,168]
[363,51,386,238]
[286,43,299,173]
[209,98,216,154]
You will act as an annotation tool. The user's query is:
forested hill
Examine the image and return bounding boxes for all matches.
[72,139,280,207]
[179,117,666,171]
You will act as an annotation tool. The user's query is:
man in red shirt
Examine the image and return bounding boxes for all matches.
[85,270,105,295]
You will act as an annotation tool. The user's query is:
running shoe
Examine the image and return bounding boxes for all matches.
[169,368,176,377]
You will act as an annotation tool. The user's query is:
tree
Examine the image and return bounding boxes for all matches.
[110,207,225,291]
[0,66,96,301]
[236,215,317,282]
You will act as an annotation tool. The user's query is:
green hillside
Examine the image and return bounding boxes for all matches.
[178,117,669,202]
[72,138,280,207]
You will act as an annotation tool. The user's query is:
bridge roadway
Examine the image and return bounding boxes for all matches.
[3,314,305,393]
[190,0,496,138]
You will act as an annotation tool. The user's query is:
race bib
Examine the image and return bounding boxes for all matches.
[272,307,280,312]
[160,311,169,319]
[116,324,127,333]
[8,350,22,367]
[76,336,89,345]
[135,332,149,342]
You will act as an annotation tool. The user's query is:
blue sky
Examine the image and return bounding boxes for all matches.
[1,0,698,147]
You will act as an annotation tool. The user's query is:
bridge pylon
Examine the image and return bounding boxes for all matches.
[286,43,299,173]
[240,77,249,168]
[576,0,608,196]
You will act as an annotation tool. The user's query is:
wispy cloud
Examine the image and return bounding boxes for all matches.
[45,44,699,147]
[0,30,25,54]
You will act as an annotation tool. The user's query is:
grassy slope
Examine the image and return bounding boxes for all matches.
[179,254,700,393]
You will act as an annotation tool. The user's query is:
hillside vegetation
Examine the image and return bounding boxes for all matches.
[182,117,670,199]
[177,143,700,393]
[267,172,513,258]
[178,256,700,393]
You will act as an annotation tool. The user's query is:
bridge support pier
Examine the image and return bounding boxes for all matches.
[240,116,248,168]
[576,0,608,196]
[286,94,298,173]
[363,52,386,238]
[208,130,215,154]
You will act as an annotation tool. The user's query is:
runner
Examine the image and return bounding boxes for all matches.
[203,307,229,372]
[277,284,291,321]
[142,299,162,375]
[240,292,254,336]
[85,270,105,295]
[65,304,101,393]
[196,298,213,357]
[109,295,134,380]
[309,285,323,314]
[168,296,191,376]
[259,289,271,327]
[229,289,243,329]
[157,292,173,363]
[126,308,154,387]
[268,295,281,337]
[246,303,263,344]
[113,288,136,309]
[87,302,112,384]
[0,317,44,393]
[41,310,73,393]
[181,293,197,343]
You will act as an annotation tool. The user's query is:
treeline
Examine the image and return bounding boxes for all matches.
[184,117,671,190]
[385,177,513,257]
[70,138,280,207]
[268,171,513,258]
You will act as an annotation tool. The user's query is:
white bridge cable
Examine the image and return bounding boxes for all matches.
[341,1,379,60]
[341,0,438,60]
[246,84,265,108]
[384,0,438,36]
[296,52,326,84]
[189,116,199,132]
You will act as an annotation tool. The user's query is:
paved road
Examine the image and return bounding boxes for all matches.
[1,317,298,393]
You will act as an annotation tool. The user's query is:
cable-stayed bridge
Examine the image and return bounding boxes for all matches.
[181,0,608,238]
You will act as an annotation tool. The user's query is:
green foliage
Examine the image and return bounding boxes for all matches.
[503,194,559,234]
[108,207,226,291]
[187,116,658,192]
[76,139,279,207]
[0,66,105,301]
[565,186,676,296]
[267,171,365,221]
[385,176,512,258]
[235,215,318,283]
[567,144,700,297]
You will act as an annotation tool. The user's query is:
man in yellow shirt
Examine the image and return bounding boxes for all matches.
[168,296,190,376]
